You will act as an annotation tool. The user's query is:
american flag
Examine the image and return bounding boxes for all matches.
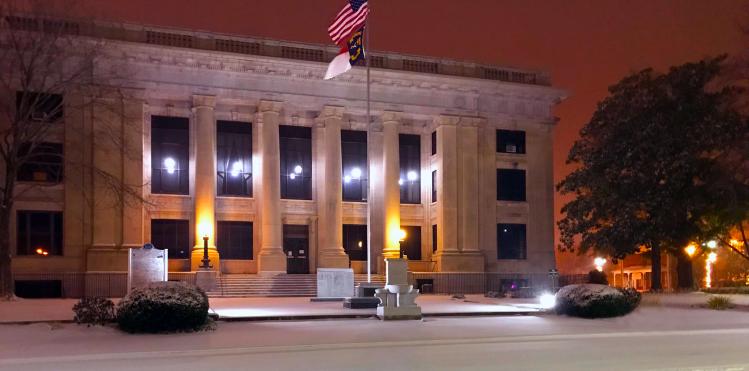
[328,0,369,45]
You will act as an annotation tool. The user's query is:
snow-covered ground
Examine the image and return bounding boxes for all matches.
[1,307,749,370]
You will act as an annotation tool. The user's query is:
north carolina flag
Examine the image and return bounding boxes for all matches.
[324,0,369,80]
[325,28,365,80]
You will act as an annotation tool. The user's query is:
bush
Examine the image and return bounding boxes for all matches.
[116,282,209,333]
[555,284,641,318]
[587,270,609,285]
[73,296,115,325]
[706,296,733,310]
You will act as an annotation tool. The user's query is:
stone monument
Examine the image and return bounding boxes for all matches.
[375,258,422,320]
[314,268,354,300]
[127,244,168,292]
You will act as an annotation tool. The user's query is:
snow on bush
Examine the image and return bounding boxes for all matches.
[555,284,640,318]
[73,297,115,326]
[116,282,209,333]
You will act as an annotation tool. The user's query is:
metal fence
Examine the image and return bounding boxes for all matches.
[410,272,556,295]
[14,272,127,298]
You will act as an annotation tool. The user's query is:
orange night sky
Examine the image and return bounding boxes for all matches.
[67,0,748,272]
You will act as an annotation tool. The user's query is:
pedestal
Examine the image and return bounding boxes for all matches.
[195,269,217,292]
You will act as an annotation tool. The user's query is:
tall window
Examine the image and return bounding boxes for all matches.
[150,219,190,259]
[399,134,421,204]
[343,224,367,261]
[432,224,438,253]
[280,125,312,200]
[431,170,437,203]
[497,223,527,259]
[217,121,252,197]
[16,91,63,123]
[17,142,63,183]
[431,131,437,156]
[151,116,189,195]
[497,129,526,154]
[341,130,367,202]
[16,211,63,256]
[497,169,526,201]
[400,225,422,260]
[217,221,253,260]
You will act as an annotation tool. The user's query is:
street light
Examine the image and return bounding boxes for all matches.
[706,240,717,249]
[684,244,697,257]
[200,235,212,269]
[398,229,407,258]
[705,252,717,288]
[594,257,607,272]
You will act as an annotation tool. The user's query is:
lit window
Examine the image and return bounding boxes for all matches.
[151,116,189,195]
[280,126,312,200]
[16,211,63,256]
[399,134,421,204]
[342,130,368,202]
[217,121,252,196]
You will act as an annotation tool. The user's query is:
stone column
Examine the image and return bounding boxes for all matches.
[381,112,402,261]
[316,106,350,268]
[257,100,287,273]
[435,116,459,255]
[190,95,219,271]
[458,118,481,252]
[121,96,145,251]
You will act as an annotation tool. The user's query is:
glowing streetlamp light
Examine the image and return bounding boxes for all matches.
[163,157,176,174]
[706,240,717,249]
[594,257,607,272]
[350,167,362,180]
[705,252,717,288]
[684,244,697,257]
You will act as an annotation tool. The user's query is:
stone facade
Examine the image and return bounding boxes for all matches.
[9,20,565,277]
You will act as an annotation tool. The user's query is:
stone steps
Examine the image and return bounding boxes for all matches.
[206,274,385,297]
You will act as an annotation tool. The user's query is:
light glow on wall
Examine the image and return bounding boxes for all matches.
[197,220,213,244]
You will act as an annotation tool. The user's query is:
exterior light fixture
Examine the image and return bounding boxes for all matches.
[351,167,362,180]
[706,240,717,249]
[343,175,351,183]
[398,178,404,186]
[357,241,363,248]
[594,257,607,272]
[289,173,297,180]
[294,165,303,174]
[539,292,556,309]
[407,170,418,181]
[398,229,407,242]
[200,235,212,269]
[230,161,242,177]
[685,244,697,257]
[164,157,176,174]
[705,252,717,288]
[35,248,49,256]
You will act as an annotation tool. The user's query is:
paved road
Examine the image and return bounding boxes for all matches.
[2,307,749,370]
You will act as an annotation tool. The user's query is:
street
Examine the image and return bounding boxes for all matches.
[2,307,749,370]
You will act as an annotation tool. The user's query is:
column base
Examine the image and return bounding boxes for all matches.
[433,251,485,272]
[317,252,350,269]
[190,247,220,272]
[258,250,287,273]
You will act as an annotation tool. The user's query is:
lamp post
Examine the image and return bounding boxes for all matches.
[200,235,212,269]
[398,229,407,259]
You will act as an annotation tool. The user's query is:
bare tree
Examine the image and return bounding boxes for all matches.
[0,2,145,299]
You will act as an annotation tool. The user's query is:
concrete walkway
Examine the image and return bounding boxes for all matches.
[0,295,541,323]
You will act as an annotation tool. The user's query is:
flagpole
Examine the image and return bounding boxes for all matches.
[365,3,372,284]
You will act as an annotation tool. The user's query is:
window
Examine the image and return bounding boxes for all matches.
[151,116,189,195]
[399,134,421,204]
[343,224,367,261]
[217,221,253,260]
[497,129,526,154]
[431,131,437,156]
[431,170,437,203]
[16,211,63,256]
[17,142,63,183]
[16,91,63,123]
[432,224,438,253]
[497,169,526,201]
[217,121,252,197]
[341,130,367,202]
[150,219,190,259]
[400,225,422,260]
[280,125,312,200]
[497,223,526,260]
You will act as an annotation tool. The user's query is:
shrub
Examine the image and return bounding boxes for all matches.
[587,270,609,285]
[73,296,115,325]
[555,284,641,318]
[706,296,733,310]
[116,282,209,333]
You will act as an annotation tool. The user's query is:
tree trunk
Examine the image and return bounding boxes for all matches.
[650,243,662,292]
[676,249,694,290]
[0,207,13,299]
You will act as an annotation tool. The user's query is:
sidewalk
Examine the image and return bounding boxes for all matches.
[0,295,541,324]
[642,292,749,310]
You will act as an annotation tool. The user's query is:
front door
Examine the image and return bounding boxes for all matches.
[283,225,309,274]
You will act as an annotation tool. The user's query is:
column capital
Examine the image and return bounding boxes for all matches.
[192,94,216,109]
[458,116,485,128]
[434,115,460,127]
[314,105,345,127]
[258,100,284,114]
[381,111,403,125]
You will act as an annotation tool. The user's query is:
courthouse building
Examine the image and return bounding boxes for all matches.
[9,17,565,296]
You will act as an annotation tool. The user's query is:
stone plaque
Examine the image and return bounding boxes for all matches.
[127,247,168,292]
[317,268,354,298]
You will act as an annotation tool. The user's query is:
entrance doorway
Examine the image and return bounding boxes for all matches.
[283,225,309,274]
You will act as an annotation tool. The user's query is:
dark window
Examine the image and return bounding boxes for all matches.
[399,134,421,204]
[432,224,438,253]
[217,121,252,197]
[497,169,526,201]
[217,221,253,260]
[343,224,367,261]
[341,130,368,202]
[431,170,437,203]
[497,223,527,260]
[431,131,437,156]
[400,225,422,260]
[17,142,63,183]
[151,116,189,195]
[151,219,190,259]
[16,91,63,123]
[16,211,63,256]
[280,126,312,200]
[497,130,526,154]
